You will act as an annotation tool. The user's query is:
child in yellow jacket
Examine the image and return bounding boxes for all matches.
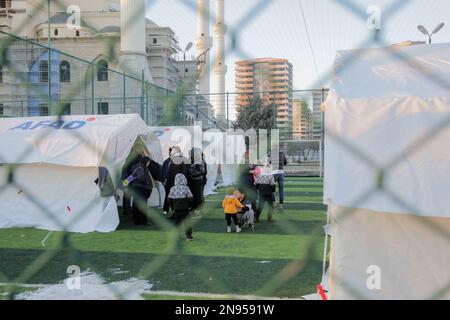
[222,187,245,233]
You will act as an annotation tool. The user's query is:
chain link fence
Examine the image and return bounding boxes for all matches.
[0,0,449,301]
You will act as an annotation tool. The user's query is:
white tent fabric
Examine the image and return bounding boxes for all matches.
[0,114,162,233]
[328,204,450,300]
[324,43,450,218]
[324,43,450,300]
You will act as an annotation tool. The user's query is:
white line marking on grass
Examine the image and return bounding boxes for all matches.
[144,290,304,300]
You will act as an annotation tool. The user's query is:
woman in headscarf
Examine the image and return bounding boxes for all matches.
[168,174,194,241]
[165,146,190,214]
[128,156,153,225]
[187,147,207,216]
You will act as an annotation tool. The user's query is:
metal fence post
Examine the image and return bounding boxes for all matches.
[140,71,144,119]
[146,83,149,124]
[226,91,229,129]
[123,73,126,114]
[91,65,95,115]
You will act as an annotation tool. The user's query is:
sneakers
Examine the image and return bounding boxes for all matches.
[249,224,255,232]
[186,235,194,241]
[162,211,168,216]
[236,226,242,233]
[227,226,232,233]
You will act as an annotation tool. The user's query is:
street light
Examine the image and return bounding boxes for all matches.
[182,42,193,80]
[417,23,445,44]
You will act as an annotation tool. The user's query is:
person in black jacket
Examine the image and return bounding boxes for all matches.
[122,154,143,216]
[269,149,288,211]
[165,147,190,214]
[255,161,276,222]
[187,147,207,215]
[128,156,153,226]
[161,147,173,214]
[238,163,259,217]
[168,174,194,241]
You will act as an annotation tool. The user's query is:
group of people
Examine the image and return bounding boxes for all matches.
[121,145,287,241]
[122,146,207,241]
[223,150,288,233]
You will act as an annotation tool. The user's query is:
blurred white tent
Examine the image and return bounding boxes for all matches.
[0,114,162,233]
[324,43,450,299]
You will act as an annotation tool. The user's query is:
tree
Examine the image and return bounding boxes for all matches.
[233,96,276,131]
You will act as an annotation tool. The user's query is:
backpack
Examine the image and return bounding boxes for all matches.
[188,163,206,181]
[130,163,153,189]
[148,160,162,182]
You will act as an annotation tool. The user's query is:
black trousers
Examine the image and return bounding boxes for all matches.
[163,184,171,212]
[173,210,192,237]
[190,180,205,211]
[257,194,274,220]
[225,214,239,227]
[123,189,132,215]
[131,187,151,225]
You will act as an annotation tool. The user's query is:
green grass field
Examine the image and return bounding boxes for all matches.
[0,177,326,300]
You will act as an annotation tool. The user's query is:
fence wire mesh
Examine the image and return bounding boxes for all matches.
[0,0,449,301]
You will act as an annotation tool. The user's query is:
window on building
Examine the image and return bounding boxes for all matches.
[39,60,49,83]
[0,65,3,83]
[0,104,4,116]
[97,102,108,115]
[153,38,157,44]
[76,30,80,37]
[185,68,189,73]
[61,103,71,115]
[0,1,6,9]
[39,104,49,116]
[97,60,108,81]
[54,29,58,36]
[59,61,70,82]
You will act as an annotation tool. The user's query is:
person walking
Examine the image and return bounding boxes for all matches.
[256,160,276,223]
[238,162,260,217]
[126,156,153,226]
[161,147,173,215]
[187,147,207,216]
[164,146,190,215]
[269,148,288,211]
[168,174,195,241]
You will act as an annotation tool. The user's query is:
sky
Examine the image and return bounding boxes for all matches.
[146,0,450,114]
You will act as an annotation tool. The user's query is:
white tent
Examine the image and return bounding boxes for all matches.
[324,43,450,299]
[0,114,162,233]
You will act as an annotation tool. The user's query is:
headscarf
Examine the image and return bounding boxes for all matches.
[260,158,273,175]
[170,146,187,165]
[168,174,193,199]
[191,147,203,165]
[140,156,151,166]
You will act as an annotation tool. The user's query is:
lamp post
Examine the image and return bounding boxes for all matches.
[182,42,193,82]
[417,23,445,44]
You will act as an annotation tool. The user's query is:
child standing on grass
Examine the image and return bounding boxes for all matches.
[168,174,194,241]
[222,187,245,233]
